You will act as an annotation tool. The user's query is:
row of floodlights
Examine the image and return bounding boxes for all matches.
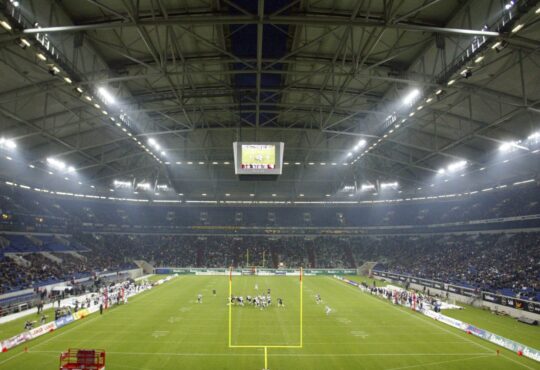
[113,180,169,191]
[355,6,539,162]
[0,14,166,165]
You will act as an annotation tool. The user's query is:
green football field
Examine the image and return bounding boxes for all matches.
[241,145,275,166]
[1,276,539,370]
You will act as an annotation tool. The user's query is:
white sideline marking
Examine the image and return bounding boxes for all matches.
[386,354,494,370]
[28,350,494,357]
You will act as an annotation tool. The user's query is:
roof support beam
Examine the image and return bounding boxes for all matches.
[21,15,500,37]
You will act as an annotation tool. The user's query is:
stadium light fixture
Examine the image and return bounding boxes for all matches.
[435,89,443,95]
[499,141,527,152]
[402,89,420,106]
[504,1,515,10]
[360,184,375,192]
[16,37,31,49]
[97,87,116,105]
[46,157,66,170]
[380,181,398,189]
[0,137,16,149]
[528,132,540,143]
[491,41,502,50]
[136,182,151,190]
[474,55,484,63]
[447,79,456,86]
[536,6,540,14]
[0,20,12,31]
[36,52,46,61]
[64,76,72,84]
[113,180,131,188]
[447,160,467,172]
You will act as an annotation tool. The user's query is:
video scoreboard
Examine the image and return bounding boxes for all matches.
[233,142,284,176]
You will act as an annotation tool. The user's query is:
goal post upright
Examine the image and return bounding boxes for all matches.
[300,266,303,348]
[228,266,232,348]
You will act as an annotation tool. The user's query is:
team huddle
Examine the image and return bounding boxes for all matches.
[196,283,331,314]
[229,285,284,309]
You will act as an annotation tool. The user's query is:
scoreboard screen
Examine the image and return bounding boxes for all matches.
[233,142,284,175]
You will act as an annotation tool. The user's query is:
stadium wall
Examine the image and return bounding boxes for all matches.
[154,267,357,276]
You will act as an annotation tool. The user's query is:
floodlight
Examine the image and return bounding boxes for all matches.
[0,20,12,31]
[360,184,375,191]
[447,160,467,172]
[0,137,16,149]
[46,157,66,170]
[16,37,31,49]
[380,181,398,189]
[402,89,420,106]
[113,180,131,188]
[136,182,151,190]
[97,87,116,105]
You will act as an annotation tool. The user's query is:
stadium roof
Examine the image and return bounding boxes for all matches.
[0,0,539,200]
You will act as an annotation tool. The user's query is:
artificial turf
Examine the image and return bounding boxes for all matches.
[0,275,538,370]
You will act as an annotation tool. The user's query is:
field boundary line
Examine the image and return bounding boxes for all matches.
[386,354,494,370]
[27,350,495,357]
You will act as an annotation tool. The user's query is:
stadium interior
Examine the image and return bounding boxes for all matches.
[0,0,539,369]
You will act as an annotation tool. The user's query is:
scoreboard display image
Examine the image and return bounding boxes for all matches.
[241,144,276,169]
[233,142,284,175]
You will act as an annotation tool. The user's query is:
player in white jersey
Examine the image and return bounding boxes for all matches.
[325,305,332,315]
[316,294,322,304]
[197,293,202,304]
